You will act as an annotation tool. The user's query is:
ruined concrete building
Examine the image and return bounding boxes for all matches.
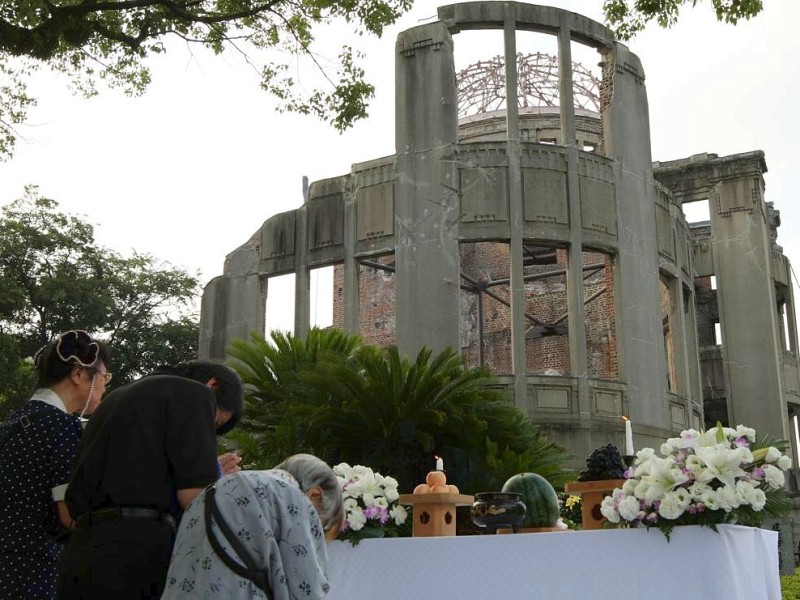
[199,2,800,465]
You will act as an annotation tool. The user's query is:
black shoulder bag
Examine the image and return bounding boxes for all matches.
[204,484,274,599]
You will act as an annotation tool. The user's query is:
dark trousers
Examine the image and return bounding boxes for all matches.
[57,518,175,600]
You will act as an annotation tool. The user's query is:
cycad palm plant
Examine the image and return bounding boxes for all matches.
[296,345,499,489]
[225,327,362,467]
[226,328,574,492]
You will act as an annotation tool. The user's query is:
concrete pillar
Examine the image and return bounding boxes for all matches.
[602,44,670,435]
[342,180,360,334]
[666,277,686,395]
[394,23,461,356]
[785,275,798,353]
[504,12,527,409]
[682,283,704,427]
[710,167,790,441]
[558,22,589,432]
[294,201,310,339]
[198,243,265,360]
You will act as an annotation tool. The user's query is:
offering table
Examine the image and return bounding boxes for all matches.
[326,524,780,600]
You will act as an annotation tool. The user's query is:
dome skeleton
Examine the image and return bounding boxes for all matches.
[456,52,601,118]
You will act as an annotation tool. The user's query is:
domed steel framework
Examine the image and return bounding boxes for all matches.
[456,52,600,118]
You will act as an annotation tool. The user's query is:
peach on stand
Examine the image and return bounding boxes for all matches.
[425,470,447,487]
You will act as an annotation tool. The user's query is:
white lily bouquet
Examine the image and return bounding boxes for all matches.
[333,463,409,545]
[600,424,793,539]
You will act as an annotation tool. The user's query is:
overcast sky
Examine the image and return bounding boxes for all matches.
[1,0,798,331]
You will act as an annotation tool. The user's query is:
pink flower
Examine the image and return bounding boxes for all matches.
[363,506,390,524]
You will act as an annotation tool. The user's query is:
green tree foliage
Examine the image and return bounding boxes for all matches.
[0,0,413,158]
[0,186,201,410]
[604,0,763,40]
[0,58,35,159]
[0,330,34,419]
[226,328,575,493]
[93,253,200,383]
[0,189,108,339]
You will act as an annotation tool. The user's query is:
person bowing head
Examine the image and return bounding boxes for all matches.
[58,359,243,600]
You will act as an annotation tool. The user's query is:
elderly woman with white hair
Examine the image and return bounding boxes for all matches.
[162,454,344,600]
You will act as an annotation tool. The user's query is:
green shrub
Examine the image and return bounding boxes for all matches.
[782,566,800,599]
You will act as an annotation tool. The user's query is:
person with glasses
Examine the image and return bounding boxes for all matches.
[57,359,243,600]
[0,330,112,600]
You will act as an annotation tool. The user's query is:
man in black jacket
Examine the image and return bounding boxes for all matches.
[57,360,243,600]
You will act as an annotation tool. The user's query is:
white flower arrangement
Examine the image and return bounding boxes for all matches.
[600,424,793,539]
[333,463,408,545]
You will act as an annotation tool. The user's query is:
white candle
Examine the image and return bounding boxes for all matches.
[435,456,444,471]
[624,418,634,456]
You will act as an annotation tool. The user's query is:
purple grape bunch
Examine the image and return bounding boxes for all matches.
[578,443,626,481]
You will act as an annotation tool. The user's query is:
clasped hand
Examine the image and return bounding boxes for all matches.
[218,452,242,475]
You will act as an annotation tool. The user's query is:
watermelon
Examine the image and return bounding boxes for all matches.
[501,472,560,528]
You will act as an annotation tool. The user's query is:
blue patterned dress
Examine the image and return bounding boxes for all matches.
[163,470,330,600]
[0,390,82,599]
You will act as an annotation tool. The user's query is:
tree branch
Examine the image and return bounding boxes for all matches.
[62,0,285,25]
[0,0,285,57]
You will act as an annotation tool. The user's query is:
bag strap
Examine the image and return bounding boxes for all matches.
[0,411,35,455]
[204,484,273,599]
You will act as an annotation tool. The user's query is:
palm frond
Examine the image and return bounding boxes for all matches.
[226,329,574,493]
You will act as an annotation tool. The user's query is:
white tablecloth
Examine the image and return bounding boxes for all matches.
[326,525,780,599]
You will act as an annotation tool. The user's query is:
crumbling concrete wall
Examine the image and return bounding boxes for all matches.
[199,1,798,472]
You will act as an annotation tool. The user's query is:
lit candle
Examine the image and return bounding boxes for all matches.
[435,455,444,471]
[622,416,634,456]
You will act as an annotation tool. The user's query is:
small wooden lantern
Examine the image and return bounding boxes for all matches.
[564,479,625,530]
[398,493,474,537]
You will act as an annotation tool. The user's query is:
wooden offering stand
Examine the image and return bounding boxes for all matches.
[398,493,475,537]
[564,479,625,530]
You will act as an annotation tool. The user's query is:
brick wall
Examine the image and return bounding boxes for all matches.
[333,258,397,347]
[332,243,619,380]
[584,250,618,379]
[332,264,344,329]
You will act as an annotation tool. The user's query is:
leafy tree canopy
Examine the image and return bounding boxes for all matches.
[603,0,763,40]
[0,330,34,419]
[226,328,575,494]
[0,0,413,158]
[0,186,201,415]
